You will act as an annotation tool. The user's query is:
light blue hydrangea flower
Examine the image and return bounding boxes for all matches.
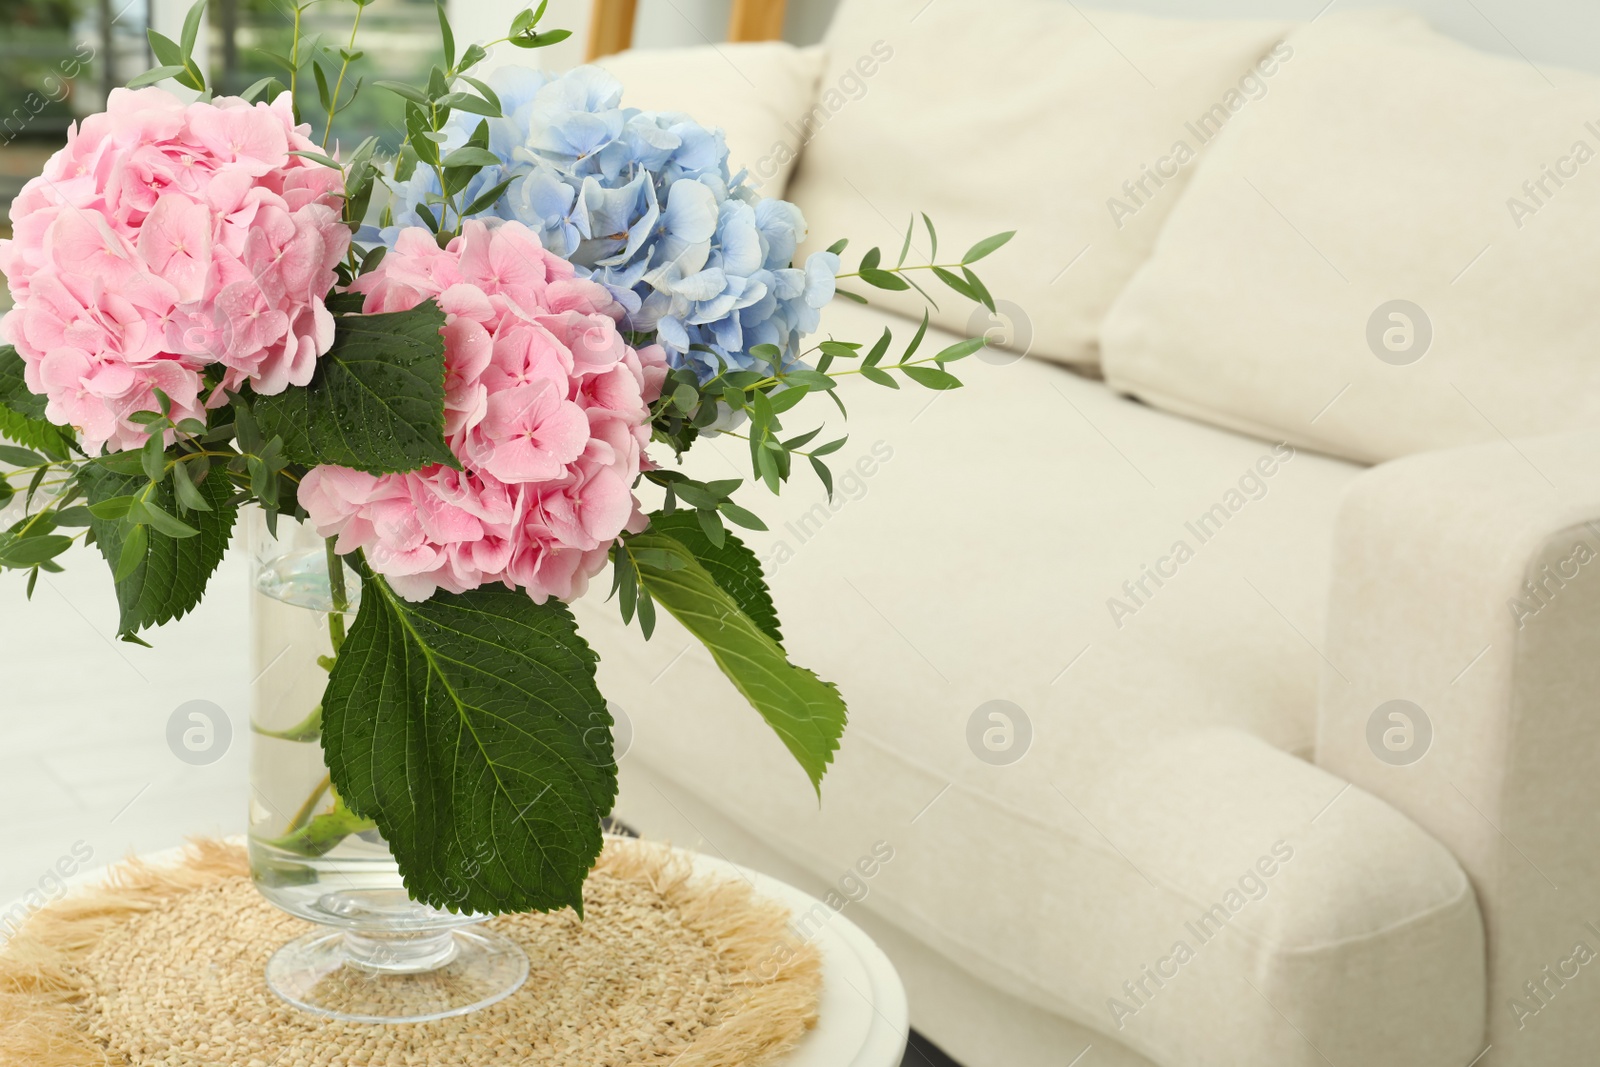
[376,65,837,379]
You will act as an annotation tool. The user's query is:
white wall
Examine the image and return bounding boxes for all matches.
[449,0,1600,75]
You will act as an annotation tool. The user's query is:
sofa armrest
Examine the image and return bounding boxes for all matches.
[1316,431,1600,1064]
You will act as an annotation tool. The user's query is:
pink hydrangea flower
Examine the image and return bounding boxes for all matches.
[298,221,669,604]
[0,86,349,453]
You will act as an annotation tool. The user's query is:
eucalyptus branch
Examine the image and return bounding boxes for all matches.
[321,2,367,148]
[289,4,304,114]
[835,260,971,280]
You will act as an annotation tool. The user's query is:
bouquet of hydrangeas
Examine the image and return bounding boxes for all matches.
[0,0,1012,915]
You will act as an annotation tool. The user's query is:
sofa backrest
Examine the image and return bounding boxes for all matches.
[1101,10,1600,463]
[596,42,827,192]
[784,0,1292,369]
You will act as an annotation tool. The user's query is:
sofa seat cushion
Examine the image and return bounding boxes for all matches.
[578,301,1482,1063]
[784,0,1291,367]
[1101,10,1600,463]
[584,298,1360,798]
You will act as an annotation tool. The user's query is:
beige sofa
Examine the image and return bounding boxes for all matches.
[580,4,1600,1064]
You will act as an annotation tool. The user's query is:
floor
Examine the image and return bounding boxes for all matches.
[903,1031,964,1067]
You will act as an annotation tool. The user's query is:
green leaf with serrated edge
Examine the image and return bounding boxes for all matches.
[625,530,846,790]
[252,302,457,474]
[0,348,79,457]
[321,569,614,915]
[84,462,238,635]
[0,405,74,458]
[963,230,1016,264]
[645,509,782,647]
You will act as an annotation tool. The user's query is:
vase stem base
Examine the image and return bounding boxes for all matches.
[265,926,529,1023]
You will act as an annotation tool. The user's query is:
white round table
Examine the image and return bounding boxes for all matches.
[10,841,909,1067]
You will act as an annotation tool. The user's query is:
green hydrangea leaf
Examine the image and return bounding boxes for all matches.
[83,461,239,636]
[623,530,846,792]
[251,302,459,475]
[644,509,783,648]
[321,570,616,915]
[0,346,76,459]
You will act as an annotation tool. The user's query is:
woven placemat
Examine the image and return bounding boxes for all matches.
[0,838,821,1067]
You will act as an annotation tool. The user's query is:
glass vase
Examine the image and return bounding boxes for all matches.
[247,512,528,1023]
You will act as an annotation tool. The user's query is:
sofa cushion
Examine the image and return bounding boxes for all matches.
[597,42,826,193]
[583,296,1360,794]
[784,0,1291,367]
[579,301,1481,1066]
[1101,11,1600,464]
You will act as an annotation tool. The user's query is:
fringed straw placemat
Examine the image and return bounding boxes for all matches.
[0,838,821,1067]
